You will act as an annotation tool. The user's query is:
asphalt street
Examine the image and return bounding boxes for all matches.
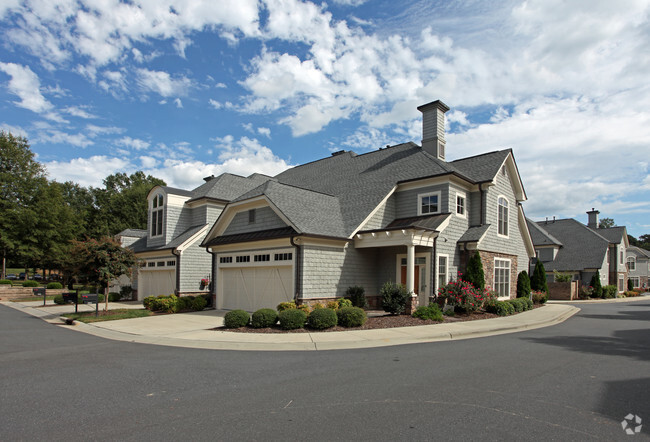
[1,301,649,441]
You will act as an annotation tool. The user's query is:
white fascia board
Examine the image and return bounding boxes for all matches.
[397,175,476,193]
[176,224,210,253]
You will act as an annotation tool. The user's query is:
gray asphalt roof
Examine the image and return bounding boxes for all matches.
[205,226,297,247]
[161,186,193,197]
[131,224,206,254]
[383,213,451,232]
[116,228,148,238]
[528,219,609,271]
[526,219,563,246]
[458,224,491,243]
[588,226,626,244]
[628,245,650,258]
[188,173,272,202]
[272,143,512,237]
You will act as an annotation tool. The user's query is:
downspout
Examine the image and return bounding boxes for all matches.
[290,236,301,304]
[208,249,217,309]
[432,235,438,302]
[172,248,181,296]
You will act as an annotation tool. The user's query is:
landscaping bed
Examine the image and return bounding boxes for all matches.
[216,309,505,333]
[62,308,153,323]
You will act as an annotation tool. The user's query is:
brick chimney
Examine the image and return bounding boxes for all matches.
[587,208,600,229]
[417,100,450,160]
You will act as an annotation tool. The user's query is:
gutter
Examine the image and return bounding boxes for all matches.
[290,236,302,303]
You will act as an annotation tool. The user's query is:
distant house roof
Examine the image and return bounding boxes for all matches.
[528,219,609,271]
[628,245,650,258]
[116,228,147,239]
[526,219,563,247]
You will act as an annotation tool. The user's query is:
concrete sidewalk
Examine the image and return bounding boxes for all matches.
[2,300,581,351]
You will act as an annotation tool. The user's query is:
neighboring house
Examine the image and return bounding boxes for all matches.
[527,209,629,292]
[128,173,271,300]
[111,228,148,295]
[627,246,650,290]
[201,100,535,312]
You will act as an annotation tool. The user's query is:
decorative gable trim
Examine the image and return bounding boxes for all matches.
[350,186,396,238]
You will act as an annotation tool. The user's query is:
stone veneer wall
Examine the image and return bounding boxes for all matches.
[478,250,518,299]
[547,281,578,300]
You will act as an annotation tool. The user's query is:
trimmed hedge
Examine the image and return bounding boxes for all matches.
[22,280,39,287]
[0,279,12,285]
[412,303,444,321]
[278,308,307,330]
[224,310,250,328]
[337,307,367,327]
[486,300,515,316]
[507,298,524,313]
[307,308,338,330]
[53,294,65,305]
[251,308,278,328]
[108,292,121,302]
[47,282,63,289]
[192,296,207,311]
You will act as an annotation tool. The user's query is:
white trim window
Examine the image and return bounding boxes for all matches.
[627,257,636,271]
[630,276,640,288]
[151,194,164,237]
[418,191,441,216]
[456,192,466,218]
[497,196,509,237]
[494,258,511,298]
[438,255,448,291]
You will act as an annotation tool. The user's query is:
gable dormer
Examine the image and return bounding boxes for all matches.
[146,186,192,247]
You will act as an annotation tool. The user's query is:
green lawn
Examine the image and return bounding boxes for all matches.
[63,309,153,323]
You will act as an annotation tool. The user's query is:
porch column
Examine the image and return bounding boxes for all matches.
[406,244,415,294]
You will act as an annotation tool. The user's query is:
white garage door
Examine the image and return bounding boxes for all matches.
[221,266,293,311]
[138,270,175,300]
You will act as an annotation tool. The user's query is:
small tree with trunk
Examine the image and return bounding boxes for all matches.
[463,251,485,290]
[69,237,139,311]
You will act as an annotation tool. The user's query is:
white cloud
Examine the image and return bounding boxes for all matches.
[208,99,222,109]
[116,136,150,150]
[136,68,192,97]
[63,105,97,119]
[140,155,158,169]
[0,62,53,113]
[0,123,29,139]
[44,156,130,187]
[257,127,271,138]
[174,97,183,108]
[86,124,123,136]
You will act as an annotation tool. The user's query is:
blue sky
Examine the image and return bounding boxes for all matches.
[0,0,649,237]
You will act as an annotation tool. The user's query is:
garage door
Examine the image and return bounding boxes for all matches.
[138,270,175,300]
[221,266,293,311]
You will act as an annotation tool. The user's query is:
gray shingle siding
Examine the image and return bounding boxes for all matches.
[480,171,529,273]
[469,190,481,226]
[363,195,396,230]
[166,205,186,244]
[395,184,449,218]
[223,206,287,236]
[301,245,377,299]
[179,241,212,293]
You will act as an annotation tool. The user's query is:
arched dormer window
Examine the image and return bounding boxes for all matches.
[627,256,636,271]
[497,196,508,237]
[151,194,164,237]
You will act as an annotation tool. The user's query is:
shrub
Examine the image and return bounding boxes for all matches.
[464,251,485,289]
[516,271,531,298]
[53,294,65,305]
[0,279,11,285]
[443,308,455,317]
[46,282,63,289]
[531,260,548,293]
[326,300,338,310]
[157,294,178,313]
[553,271,573,283]
[438,279,486,314]
[277,301,296,312]
[108,292,121,302]
[224,310,250,328]
[627,278,634,291]
[520,297,533,310]
[486,300,515,316]
[177,296,194,311]
[119,286,133,301]
[507,298,524,313]
[22,280,39,287]
[191,296,207,311]
[278,308,307,330]
[143,296,156,310]
[311,302,324,310]
[578,286,592,300]
[590,271,603,298]
[307,308,338,330]
[297,304,310,314]
[337,306,367,327]
[531,291,547,304]
[346,286,367,308]
[412,303,443,321]
[380,281,410,315]
[602,285,617,299]
[199,293,212,308]
[251,308,278,328]
[625,290,640,297]
[337,297,353,309]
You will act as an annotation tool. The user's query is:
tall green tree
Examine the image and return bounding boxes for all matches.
[463,250,485,289]
[90,171,165,237]
[0,131,47,278]
[599,217,615,228]
[531,260,548,293]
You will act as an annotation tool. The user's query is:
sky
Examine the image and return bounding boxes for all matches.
[0,0,649,237]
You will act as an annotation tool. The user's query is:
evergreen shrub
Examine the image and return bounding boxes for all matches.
[278,308,307,330]
[251,308,278,328]
[380,281,409,315]
[464,251,485,289]
[22,280,39,287]
[47,282,63,289]
[337,307,367,327]
[516,271,531,298]
[346,286,367,308]
[224,310,250,328]
[307,308,338,330]
[412,303,444,321]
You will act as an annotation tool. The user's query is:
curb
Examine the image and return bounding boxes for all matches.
[549,295,650,305]
[2,301,581,352]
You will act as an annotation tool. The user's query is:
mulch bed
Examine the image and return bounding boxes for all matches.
[215,310,503,334]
